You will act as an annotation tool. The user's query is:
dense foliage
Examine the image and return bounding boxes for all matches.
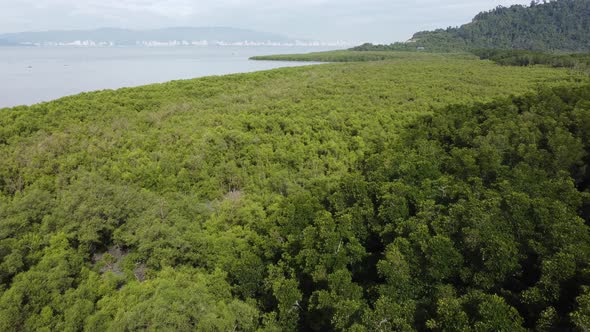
[473,49,590,73]
[251,51,474,63]
[353,0,590,52]
[250,51,435,62]
[0,56,588,331]
[360,83,590,331]
[252,50,590,77]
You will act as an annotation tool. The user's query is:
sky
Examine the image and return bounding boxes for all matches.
[0,0,532,43]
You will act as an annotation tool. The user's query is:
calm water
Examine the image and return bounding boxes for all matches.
[0,46,336,108]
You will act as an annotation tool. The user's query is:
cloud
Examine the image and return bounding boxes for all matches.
[19,0,197,17]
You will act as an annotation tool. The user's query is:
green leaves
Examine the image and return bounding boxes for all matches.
[87,268,259,332]
[0,233,83,331]
[267,264,302,331]
[572,287,590,331]
[428,292,525,332]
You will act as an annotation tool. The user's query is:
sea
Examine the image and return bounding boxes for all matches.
[0,46,338,108]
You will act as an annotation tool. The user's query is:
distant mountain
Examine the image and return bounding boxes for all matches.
[0,39,20,46]
[0,27,309,47]
[353,0,590,52]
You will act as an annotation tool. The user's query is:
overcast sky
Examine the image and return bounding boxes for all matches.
[1,0,532,43]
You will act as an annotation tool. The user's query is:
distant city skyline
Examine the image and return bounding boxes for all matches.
[1,0,532,43]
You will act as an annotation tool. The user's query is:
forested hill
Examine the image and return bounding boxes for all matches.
[353,0,590,52]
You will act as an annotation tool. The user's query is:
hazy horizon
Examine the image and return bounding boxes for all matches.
[1,0,532,44]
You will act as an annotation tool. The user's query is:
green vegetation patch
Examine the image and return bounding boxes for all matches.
[0,57,588,330]
[474,49,590,74]
[250,50,474,62]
